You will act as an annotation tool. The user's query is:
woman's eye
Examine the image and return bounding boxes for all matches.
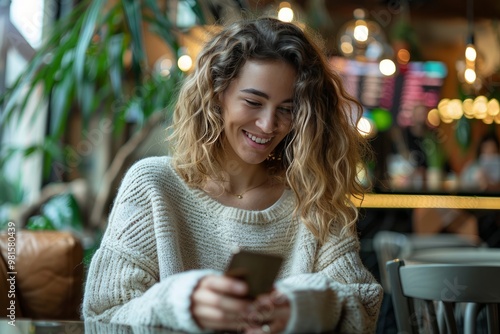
[245,100,261,107]
[278,106,293,113]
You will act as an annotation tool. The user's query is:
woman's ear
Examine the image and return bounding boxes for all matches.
[216,92,224,109]
[286,121,295,135]
[219,91,226,102]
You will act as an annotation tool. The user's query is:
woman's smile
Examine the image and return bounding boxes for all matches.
[244,130,274,145]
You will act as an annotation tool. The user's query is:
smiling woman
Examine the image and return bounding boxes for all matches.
[206,60,296,209]
[83,17,382,333]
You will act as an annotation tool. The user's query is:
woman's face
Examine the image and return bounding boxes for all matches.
[220,60,296,166]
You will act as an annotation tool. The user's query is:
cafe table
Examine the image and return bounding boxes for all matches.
[2,318,344,334]
[405,247,500,265]
[0,319,186,334]
[0,319,340,334]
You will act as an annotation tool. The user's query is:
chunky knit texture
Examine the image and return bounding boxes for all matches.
[82,156,383,333]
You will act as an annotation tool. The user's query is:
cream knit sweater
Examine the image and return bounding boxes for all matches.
[82,157,382,333]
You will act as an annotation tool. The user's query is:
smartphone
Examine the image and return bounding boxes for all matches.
[225,249,283,299]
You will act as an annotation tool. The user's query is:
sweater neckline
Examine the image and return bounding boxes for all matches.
[166,157,294,224]
[193,187,293,223]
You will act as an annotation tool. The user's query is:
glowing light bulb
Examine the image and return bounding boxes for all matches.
[483,116,494,124]
[177,55,193,72]
[357,117,373,137]
[397,49,410,64]
[353,23,368,42]
[353,8,366,19]
[465,45,477,62]
[473,96,488,119]
[379,59,396,76]
[448,99,464,119]
[487,98,500,116]
[340,42,354,55]
[278,7,294,22]
[438,98,449,110]
[464,68,476,83]
[495,113,500,124]
[427,108,441,127]
[156,57,173,77]
[462,98,474,117]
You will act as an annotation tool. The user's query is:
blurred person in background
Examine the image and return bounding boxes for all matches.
[460,132,500,192]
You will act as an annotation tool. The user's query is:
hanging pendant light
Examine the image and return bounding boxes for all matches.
[464,0,477,85]
[337,8,390,62]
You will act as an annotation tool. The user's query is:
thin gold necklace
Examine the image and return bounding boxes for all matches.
[223,178,269,199]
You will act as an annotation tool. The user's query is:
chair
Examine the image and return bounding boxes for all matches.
[387,259,500,334]
[0,230,84,320]
[373,231,482,294]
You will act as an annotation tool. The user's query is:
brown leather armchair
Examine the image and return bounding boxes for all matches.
[0,230,84,320]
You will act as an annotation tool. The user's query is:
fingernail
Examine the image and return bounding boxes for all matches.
[247,303,256,312]
[234,282,247,293]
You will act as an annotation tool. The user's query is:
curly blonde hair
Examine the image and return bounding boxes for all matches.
[168,17,369,243]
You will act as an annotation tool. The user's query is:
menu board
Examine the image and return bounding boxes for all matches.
[329,57,447,127]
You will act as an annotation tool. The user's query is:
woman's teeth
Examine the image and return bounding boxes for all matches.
[245,131,272,144]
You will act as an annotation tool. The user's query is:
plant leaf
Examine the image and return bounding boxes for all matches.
[0,0,87,129]
[0,53,45,126]
[44,136,64,161]
[73,0,106,104]
[50,67,74,137]
[121,0,145,81]
[23,145,39,157]
[40,193,84,231]
[26,215,56,230]
[79,79,95,126]
[107,34,125,99]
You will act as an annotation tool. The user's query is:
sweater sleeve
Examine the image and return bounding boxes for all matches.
[275,233,383,334]
[82,158,217,332]
[82,246,218,332]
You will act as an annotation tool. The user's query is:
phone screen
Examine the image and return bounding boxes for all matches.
[225,250,283,299]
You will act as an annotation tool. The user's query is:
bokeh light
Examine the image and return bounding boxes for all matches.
[379,59,396,76]
[156,56,173,77]
[462,98,474,118]
[357,117,374,137]
[447,99,464,120]
[436,96,498,124]
[487,98,499,116]
[465,45,477,62]
[337,8,389,61]
[353,22,368,42]
[464,68,476,83]
[427,108,440,127]
[371,108,392,131]
[177,55,193,72]
[278,2,294,22]
[397,49,411,64]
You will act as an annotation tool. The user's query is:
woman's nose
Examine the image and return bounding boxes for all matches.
[256,108,277,133]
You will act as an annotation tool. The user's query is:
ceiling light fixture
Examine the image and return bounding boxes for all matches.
[464,0,477,85]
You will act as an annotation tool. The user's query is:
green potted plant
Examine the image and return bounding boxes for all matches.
[0,0,213,230]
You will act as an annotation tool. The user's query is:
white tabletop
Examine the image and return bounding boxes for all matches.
[407,247,500,265]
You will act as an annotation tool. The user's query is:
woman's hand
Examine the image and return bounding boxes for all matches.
[243,291,291,334]
[191,275,253,331]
